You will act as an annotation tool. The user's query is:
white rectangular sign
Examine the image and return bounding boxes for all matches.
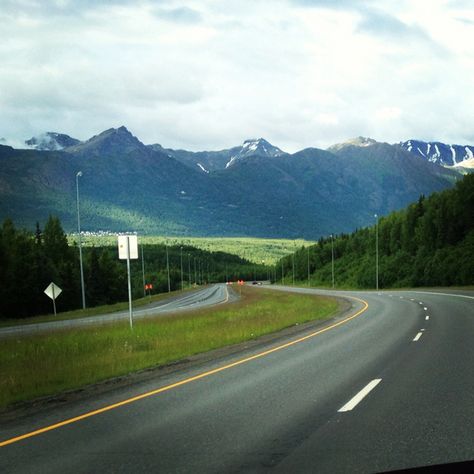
[118,235,138,260]
[44,282,62,300]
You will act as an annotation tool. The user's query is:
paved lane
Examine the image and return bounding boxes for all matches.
[0,287,472,472]
[0,284,230,338]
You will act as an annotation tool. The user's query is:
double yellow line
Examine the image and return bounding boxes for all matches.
[0,295,369,448]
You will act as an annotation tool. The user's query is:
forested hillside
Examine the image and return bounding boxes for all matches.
[283,173,474,288]
[0,217,267,319]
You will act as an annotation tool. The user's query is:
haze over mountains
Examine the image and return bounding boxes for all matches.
[0,127,464,238]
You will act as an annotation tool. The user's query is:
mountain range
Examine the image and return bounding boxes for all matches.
[0,127,465,238]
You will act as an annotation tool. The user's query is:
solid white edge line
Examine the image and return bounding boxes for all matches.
[413,332,423,341]
[338,379,382,412]
[410,290,474,300]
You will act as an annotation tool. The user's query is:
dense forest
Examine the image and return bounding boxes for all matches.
[281,173,474,288]
[0,217,268,319]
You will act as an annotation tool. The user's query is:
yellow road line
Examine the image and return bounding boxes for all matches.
[0,296,369,448]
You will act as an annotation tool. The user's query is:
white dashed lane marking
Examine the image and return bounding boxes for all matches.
[338,379,382,412]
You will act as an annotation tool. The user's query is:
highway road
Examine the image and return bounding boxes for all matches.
[1,286,473,472]
[0,284,231,339]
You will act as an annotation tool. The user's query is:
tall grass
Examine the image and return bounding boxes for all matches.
[0,288,337,409]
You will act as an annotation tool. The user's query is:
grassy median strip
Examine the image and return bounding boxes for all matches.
[0,287,338,410]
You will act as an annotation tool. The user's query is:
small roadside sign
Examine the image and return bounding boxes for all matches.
[44,282,62,316]
[44,282,62,300]
[118,235,138,330]
[118,235,138,260]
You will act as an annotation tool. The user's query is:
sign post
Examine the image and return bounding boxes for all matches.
[44,282,62,317]
[118,235,138,329]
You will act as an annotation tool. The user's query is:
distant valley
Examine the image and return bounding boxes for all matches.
[0,127,467,239]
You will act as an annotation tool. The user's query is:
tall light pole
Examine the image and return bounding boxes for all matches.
[375,214,379,290]
[188,253,191,288]
[180,247,184,291]
[76,171,86,309]
[307,246,310,287]
[141,244,146,297]
[292,252,295,286]
[166,245,171,293]
[331,234,335,289]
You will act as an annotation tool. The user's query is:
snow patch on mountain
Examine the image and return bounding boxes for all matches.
[327,136,377,152]
[400,140,474,167]
[25,132,81,150]
[197,163,209,173]
[224,138,285,168]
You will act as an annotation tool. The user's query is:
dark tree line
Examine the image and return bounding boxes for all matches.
[0,216,267,320]
[279,173,474,288]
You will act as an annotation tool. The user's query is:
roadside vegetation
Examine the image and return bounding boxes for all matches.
[281,173,474,288]
[0,287,338,410]
[0,217,273,320]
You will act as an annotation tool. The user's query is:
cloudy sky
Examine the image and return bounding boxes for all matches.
[1,0,473,152]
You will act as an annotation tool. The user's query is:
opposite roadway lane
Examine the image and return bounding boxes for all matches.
[0,286,473,472]
[0,284,231,339]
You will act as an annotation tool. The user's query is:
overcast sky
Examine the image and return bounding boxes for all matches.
[1,0,473,152]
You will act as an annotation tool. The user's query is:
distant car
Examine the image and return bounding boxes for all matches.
[252,281,258,285]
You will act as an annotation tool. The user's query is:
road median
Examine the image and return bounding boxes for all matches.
[0,287,339,412]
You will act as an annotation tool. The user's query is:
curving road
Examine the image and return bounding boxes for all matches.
[0,286,473,472]
[0,284,231,339]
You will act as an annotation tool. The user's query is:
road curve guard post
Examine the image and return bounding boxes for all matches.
[118,235,139,330]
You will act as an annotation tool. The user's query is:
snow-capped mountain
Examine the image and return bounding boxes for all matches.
[399,140,474,167]
[225,138,285,168]
[327,136,378,152]
[25,132,81,150]
[148,137,287,173]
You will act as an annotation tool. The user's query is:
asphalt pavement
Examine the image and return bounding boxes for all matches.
[0,286,473,473]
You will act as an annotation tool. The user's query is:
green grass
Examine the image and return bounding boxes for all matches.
[68,235,314,264]
[0,287,338,410]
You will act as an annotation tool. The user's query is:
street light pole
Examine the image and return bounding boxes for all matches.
[141,244,146,297]
[292,252,295,286]
[188,253,191,288]
[180,247,184,291]
[76,171,86,309]
[166,245,171,293]
[331,234,335,289]
[307,247,310,287]
[375,214,379,290]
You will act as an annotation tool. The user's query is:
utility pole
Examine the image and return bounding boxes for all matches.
[76,171,86,309]
[281,260,284,285]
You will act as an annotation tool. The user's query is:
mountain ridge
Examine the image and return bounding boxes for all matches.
[2,127,460,238]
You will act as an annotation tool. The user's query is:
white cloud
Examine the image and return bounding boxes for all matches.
[0,0,473,151]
